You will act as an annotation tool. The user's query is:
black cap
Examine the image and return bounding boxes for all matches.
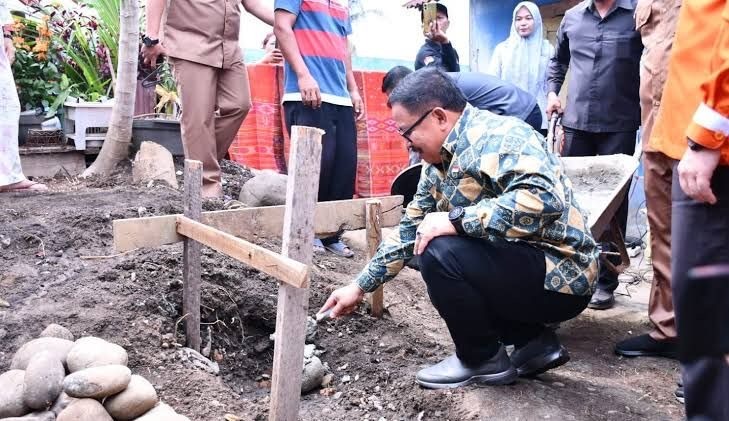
[420,2,448,21]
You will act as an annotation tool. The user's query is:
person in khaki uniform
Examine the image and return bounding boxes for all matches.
[613,0,682,360]
[142,0,273,198]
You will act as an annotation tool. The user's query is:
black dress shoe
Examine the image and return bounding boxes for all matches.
[510,329,570,377]
[614,334,678,359]
[416,346,517,389]
[588,289,615,310]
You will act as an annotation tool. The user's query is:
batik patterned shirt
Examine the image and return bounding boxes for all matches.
[355,105,600,296]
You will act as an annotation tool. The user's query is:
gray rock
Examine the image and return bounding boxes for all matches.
[0,370,30,418]
[135,402,190,421]
[301,356,328,394]
[66,337,128,372]
[10,337,75,371]
[104,375,158,420]
[39,324,74,342]
[23,351,65,410]
[132,141,179,189]
[1,410,55,421]
[63,365,131,399]
[305,316,317,343]
[57,398,112,421]
[238,171,288,207]
[49,392,76,416]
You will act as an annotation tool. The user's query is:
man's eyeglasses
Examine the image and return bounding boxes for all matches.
[398,108,434,142]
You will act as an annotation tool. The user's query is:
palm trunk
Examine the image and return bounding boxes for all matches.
[82,0,139,177]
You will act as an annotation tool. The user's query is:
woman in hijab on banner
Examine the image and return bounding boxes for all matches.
[487,1,553,134]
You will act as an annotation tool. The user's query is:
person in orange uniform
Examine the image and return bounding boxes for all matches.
[650,0,729,418]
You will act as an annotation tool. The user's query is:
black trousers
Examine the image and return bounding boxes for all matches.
[419,236,590,364]
[524,104,543,132]
[562,127,637,292]
[284,102,357,243]
[672,165,729,421]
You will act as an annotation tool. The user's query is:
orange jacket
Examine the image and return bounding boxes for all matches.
[650,0,729,165]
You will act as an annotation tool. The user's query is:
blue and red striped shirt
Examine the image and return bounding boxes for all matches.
[275,0,353,106]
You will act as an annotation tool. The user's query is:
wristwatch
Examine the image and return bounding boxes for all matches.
[142,35,159,47]
[3,33,12,39]
[448,206,466,235]
[688,139,704,151]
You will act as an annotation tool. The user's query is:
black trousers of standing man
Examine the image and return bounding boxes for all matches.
[418,236,590,364]
[671,165,729,421]
[562,128,637,292]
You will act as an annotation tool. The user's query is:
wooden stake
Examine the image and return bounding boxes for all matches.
[182,159,202,352]
[366,200,384,318]
[269,126,323,421]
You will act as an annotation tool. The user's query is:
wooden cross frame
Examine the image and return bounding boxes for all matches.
[111,127,402,420]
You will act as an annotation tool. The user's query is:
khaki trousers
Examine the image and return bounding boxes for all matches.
[643,150,677,340]
[170,58,251,197]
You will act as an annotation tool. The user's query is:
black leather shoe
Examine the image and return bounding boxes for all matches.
[588,289,615,310]
[614,334,678,358]
[416,346,517,389]
[510,329,570,377]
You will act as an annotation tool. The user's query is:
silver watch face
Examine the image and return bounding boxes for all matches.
[449,207,464,221]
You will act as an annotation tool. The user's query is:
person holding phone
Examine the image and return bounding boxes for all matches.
[258,32,283,65]
[414,2,460,72]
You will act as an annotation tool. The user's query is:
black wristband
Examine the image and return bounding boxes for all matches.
[3,33,12,39]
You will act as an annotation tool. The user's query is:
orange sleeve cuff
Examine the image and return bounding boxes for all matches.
[686,122,728,150]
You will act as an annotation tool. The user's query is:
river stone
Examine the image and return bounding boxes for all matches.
[63,365,131,399]
[238,171,288,207]
[301,356,328,393]
[1,410,56,420]
[103,375,158,420]
[10,338,75,371]
[66,337,128,372]
[57,399,112,421]
[135,402,190,421]
[23,351,65,410]
[0,369,30,418]
[49,392,76,416]
[39,324,74,342]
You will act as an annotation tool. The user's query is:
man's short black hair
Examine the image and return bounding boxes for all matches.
[387,67,466,116]
[382,66,414,94]
[420,3,448,22]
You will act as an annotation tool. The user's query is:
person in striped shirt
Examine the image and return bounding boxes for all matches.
[274,0,363,258]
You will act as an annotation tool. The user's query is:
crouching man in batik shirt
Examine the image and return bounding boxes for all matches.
[318,68,599,389]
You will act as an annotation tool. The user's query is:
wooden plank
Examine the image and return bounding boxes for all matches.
[113,195,404,252]
[182,160,202,353]
[366,200,384,318]
[269,126,323,421]
[176,216,309,289]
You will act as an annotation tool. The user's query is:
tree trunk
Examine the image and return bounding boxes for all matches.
[82,0,139,177]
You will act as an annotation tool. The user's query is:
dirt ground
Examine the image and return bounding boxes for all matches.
[0,161,684,420]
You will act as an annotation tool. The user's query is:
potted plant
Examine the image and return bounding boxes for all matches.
[10,14,68,144]
[132,60,183,156]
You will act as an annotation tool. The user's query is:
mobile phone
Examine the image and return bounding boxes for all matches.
[676,263,729,360]
[422,2,437,36]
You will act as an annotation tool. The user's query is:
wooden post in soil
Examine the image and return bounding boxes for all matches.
[182,160,203,352]
[366,200,384,317]
[269,126,323,421]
